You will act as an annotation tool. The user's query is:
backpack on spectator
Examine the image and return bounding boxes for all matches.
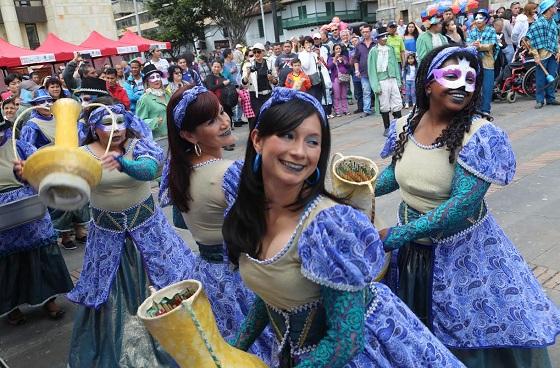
[220,84,238,108]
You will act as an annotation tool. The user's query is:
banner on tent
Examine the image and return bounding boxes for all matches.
[20,53,56,65]
[80,49,102,57]
[117,45,139,54]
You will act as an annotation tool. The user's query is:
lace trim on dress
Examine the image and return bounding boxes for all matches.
[246,195,322,265]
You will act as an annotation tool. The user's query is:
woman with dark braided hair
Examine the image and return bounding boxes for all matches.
[375,45,560,367]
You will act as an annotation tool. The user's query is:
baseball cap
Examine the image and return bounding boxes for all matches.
[313,32,321,39]
[388,21,397,27]
[252,42,265,51]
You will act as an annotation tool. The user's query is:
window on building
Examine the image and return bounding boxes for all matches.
[297,5,307,19]
[277,16,283,35]
[257,19,264,38]
[25,23,39,49]
[325,2,335,17]
[360,2,368,17]
[223,27,230,38]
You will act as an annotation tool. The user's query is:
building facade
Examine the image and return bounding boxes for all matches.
[203,0,378,51]
[0,0,117,48]
[203,0,514,51]
[113,0,159,36]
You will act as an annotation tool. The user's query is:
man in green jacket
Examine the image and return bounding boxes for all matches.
[368,28,403,137]
[416,16,448,64]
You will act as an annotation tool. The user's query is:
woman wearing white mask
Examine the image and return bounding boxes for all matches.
[136,64,171,139]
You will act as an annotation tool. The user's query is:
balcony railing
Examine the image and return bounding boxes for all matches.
[283,10,364,30]
[14,0,46,23]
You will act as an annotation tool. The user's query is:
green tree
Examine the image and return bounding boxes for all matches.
[146,0,208,56]
[204,0,261,45]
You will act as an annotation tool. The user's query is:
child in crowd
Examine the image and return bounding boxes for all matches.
[284,59,312,92]
[403,53,417,109]
[237,85,255,125]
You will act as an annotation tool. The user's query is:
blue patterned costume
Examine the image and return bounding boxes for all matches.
[67,138,196,367]
[232,195,465,367]
[158,158,275,365]
[0,130,73,316]
[376,117,560,367]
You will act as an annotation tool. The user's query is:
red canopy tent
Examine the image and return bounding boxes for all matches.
[36,33,102,62]
[119,31,171,52]
[80,31,139,56]
[0,38,56,68]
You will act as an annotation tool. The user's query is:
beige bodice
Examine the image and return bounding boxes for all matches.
[394,117,488,213]
[31,117,56,146]
[0,139,22,191]
[83,139,151,211]
[239,197,336,310]
[181,159,232,245]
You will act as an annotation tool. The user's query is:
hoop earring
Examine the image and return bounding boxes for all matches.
[252,153,261,173]
[305,167,321,186]
[194,143,202,157]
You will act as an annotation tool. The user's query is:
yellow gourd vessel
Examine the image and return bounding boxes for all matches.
[21,98,102,211]
[138,280,268,368]
[330,152,390,280]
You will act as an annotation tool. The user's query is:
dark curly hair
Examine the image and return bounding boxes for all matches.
[392,45,483,164]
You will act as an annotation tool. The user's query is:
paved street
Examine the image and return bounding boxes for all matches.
[1,95,559,367]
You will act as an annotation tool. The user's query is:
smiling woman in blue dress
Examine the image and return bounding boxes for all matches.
[223,87,464,367]
[67,97,195,367]
[375,45,560,367]
[159,85,274,364]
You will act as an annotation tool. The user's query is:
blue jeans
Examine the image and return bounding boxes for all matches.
[535,56,558,104]
[405,80,416,105]
[503,45,515,64]
[233,104,243,122]
[361,76,373,113]
[481,68,494,114]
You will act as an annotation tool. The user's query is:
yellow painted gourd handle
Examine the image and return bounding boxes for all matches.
[11,103,117,160]
[12,106,42,160]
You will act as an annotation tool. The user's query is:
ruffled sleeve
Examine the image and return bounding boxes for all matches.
[132,137,164,164]
[158,157,172,207]
[222,160,244,213]
[16,139,37,160]
[299,205,384,291]
[457,123,516,185]
[19,122,39,147]
[379,119,397,159]
[126,111,153,140]
[77,120,89,145]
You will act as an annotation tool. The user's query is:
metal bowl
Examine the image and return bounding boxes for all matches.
[0,194,47,231]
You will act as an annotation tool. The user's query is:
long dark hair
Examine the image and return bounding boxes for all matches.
[330,43,348,57]
[223,99,332,265]
[393,45,483,163]
[81,96,140,151]
[167,65,182,83]
[166,84,221,212]
[404,22,420,39]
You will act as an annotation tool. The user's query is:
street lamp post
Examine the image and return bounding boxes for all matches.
[132,0,142,36]
[259,0,267,41]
